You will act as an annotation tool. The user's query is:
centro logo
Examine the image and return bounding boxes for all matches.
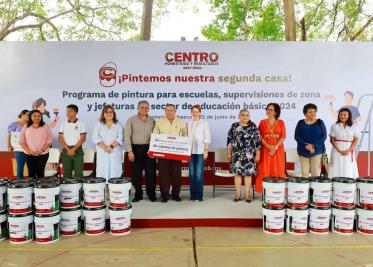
[99,62,117,87]
[164,52,219,65]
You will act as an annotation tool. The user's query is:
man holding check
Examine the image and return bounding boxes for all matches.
[153,104,188,202]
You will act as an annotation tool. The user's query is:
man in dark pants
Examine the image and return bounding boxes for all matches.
[124,100,156,202]
[153,104,187,202]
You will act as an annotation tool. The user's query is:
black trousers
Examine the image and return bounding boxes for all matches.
[131,144,156,199]
[24,153,49,178]
[158,158,181,200]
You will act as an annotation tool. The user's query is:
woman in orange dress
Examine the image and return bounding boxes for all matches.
[255,103,287,193]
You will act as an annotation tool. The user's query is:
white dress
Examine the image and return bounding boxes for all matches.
[329,123,360,179]
[92,121,124,182]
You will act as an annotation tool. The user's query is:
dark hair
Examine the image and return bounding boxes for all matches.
[27,110,45,127]
[337,108,353,127]
[67,104,78,113]
[165,103,176,109]
[18,109,29,119]
[344,91,354,99]
[32,98,50,118]
[137,100,149,107]
[267,103,281,119]
[303,103,318,114]
[191,104,201,112]
[99,105,118,124]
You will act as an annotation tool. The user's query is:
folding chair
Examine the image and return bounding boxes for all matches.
[212,148,235,198]
[285,148,301,177]
[82,147,95,177]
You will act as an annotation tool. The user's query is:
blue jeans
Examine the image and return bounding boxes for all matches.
[189,154,205,201]
[14,151,26,178]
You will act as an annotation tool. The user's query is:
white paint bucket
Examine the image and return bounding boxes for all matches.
[109,206,132,236]
[286,208,309,235]
[34,213,60,244]
[357,177,373,209]
[356,207,373,235]
[287,177,309,208]
[7,181,33,214]
[262,206,285,235]
[34,182,60,214]
[0,179,7,212]
[60,207,82,236]
[0,210,8,241]
[108,178,132,208]
[331,206,355,235]
[332,177,356,208]
[262,177,286,209]
[83,177,106,208]
[8,212,33,244]
[309,207,331,234]
[310,177,332,208]
[83,205,106,235]
[60,178,82,209]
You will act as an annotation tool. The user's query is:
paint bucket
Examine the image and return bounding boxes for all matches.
[357,177,373,209]
[332,177,356,208]
[262,206,285,235]
[331,206,355,235]
[309,177,332,208]
[8,212,33,244]
[7,181,33,214]
[34,181,60,214]
[34,212,60,244]
[60,178,82,209]
[83,177,106,208]
[108,178,132,208]
[0,210,8,241]
[0,179,7,212]
[356,207,373,235]
[60,207,82,236]
[108,205,132,236]
[83,205,106,235]
[262,177,286,209]
[286,207,309,235]
[287,177,309,208]
[309,207,331,234]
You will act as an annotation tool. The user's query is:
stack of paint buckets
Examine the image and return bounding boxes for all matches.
[262,176,373,235]
[82,177,132,236]
[0,179,7,242]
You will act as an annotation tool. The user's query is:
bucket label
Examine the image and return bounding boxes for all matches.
[310,185,332,207]
[263,186,286,208]
[8,221,33,243]
[85,213,105,234]
[309,212,331,233]
[35,222,59,243]
[287,215,308,234]
[333,215,354,234]
[60,184,81,207]
[110,215,131,234]
[109,189,131,208]
[83,185,105,207]
[8,189,33,213]
[287,186,309,207]
[358,186,373,208]
[263,214,285,233]
[60,215,82,236]
[35,193,60,213]
[333,186,355,207]
[357,214,373,234]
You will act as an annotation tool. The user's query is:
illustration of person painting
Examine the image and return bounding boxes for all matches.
[324,91,361,124]
[32,98,60,128]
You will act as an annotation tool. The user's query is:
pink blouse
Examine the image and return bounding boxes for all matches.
[19,125,52,155]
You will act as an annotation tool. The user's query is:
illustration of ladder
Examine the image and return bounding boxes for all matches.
[356,94,373,176]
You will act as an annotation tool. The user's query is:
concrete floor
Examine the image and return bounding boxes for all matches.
[1,228,373,267]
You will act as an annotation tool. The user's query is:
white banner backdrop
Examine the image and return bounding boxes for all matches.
[0,42,372,151]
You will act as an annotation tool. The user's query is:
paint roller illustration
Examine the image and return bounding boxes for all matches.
[99,62,117,87]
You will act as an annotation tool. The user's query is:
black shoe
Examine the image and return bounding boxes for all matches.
[132,197,143,202]
[172,196,182,202]
[149,197,157,202]
[160,198,168,203]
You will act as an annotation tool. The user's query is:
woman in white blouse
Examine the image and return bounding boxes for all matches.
[92,105,124,182]
[187,105,211,201]
[329,108,360,179]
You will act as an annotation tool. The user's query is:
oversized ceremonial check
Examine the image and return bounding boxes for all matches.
[148,134,192,161]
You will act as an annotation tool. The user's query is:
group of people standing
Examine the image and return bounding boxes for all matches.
[7,101,360,203]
